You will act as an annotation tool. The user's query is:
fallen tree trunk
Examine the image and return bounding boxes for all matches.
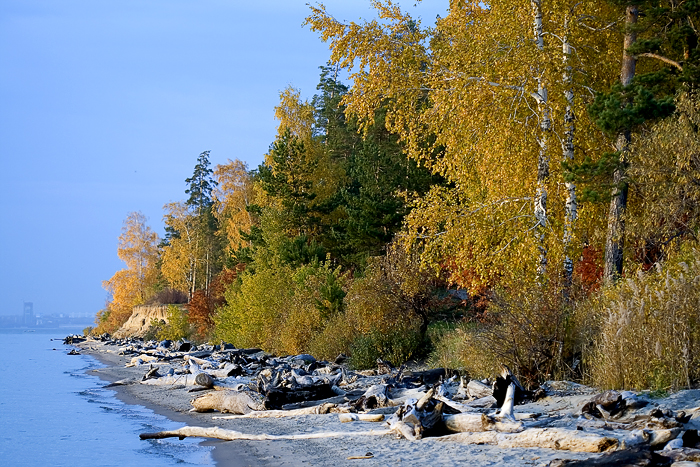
[440,428,620,453]
[190,390,264,414]
[281,392,362,410]
[139,425,393,441]
[338,413,386,423]
[464,395,497,408]
[212,403,337,419]
[467,380,493,399]
[444,413,524,433]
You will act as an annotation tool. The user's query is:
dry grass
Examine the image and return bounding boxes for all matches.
[589,247,700,390]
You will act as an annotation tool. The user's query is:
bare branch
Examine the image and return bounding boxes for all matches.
[637,53,683,71]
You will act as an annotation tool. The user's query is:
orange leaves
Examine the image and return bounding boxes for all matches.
[97,212,160,334]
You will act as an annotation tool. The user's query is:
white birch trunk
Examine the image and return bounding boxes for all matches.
[532,0,550,277]
[562,15,577,295]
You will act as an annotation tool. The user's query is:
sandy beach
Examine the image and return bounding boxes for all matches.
[74,338,700,467]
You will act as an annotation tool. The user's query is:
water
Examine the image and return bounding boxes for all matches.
[0,328,214,467]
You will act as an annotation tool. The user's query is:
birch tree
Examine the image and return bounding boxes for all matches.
[98,212,160,333]
[161,202,208,298]
[213,159,256,254]
[306,0,619,291]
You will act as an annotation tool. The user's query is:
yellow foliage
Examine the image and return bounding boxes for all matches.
[160,202,210,295]
[306,0,620,289]
[213,159,256,254]
[97,212,159,334]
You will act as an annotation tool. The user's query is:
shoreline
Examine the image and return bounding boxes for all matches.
[78,341,266,467]
[72,338,700,467]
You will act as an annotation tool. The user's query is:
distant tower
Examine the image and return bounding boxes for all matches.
[23,302,34,326]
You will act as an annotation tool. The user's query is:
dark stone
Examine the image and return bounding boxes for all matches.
[683,429,700,448]
[547,447,672,466]
[593,390,622,410]
[263,383,337,410]
[334,353,348,364]
[63,335,85,345]
[178,341,191,352]
[405,368,446,387]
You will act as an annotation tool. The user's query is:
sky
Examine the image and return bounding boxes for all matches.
[0,1,447,318]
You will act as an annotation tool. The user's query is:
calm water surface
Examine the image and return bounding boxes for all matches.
[0,328,213,467]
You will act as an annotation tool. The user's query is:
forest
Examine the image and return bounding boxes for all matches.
[93,0,700,391]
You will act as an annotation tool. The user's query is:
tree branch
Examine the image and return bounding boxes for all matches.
[637,53,683,71]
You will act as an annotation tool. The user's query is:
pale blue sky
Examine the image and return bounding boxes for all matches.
[0,1,446,318]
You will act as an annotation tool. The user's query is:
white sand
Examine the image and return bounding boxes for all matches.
[75,339,700,467]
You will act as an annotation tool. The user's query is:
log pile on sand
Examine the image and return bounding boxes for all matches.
[76,334,700,465]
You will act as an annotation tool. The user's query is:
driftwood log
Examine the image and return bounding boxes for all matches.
[352,384,396,411]
[190,390,264,414]
[466,380,493,399]
[338,413,385,423]
[212,403,338,419]
[140,425,393,441]
[439,428,620,453]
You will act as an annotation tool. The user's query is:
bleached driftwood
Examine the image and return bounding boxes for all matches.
[352,384,397,411]
[190,390,264,414]
[184,355,213,368]
[444,382,524,433]
[338,413,386,423]
[386,391,448,440]
[139,425,393,441]
[464,395,497,408]
[622,428,682,449]
[467,380,493,399]
[212,403,337,419]
[440,428,620,453]
[126,355,159,367]
[498,383,516,420]
[205,364,241,379]
[142,374,199,386]
[278,393,354,410]
[389,387,429,406]
[444,413,524,433]
[434,395,478,413]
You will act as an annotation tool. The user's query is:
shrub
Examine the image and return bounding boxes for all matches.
[425,275,586,388]
[349,327,423,369]
[187,290,214,342]
[278,260,348,355]
[145,288,189,305]
[311,245,435,368]
[428,322,500,380]
[482,279,577,388]
[214,260,294,353]
[588,246,700,390]
[82,326,94,337]
[143,319,165,341]
[156,305,192,341]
